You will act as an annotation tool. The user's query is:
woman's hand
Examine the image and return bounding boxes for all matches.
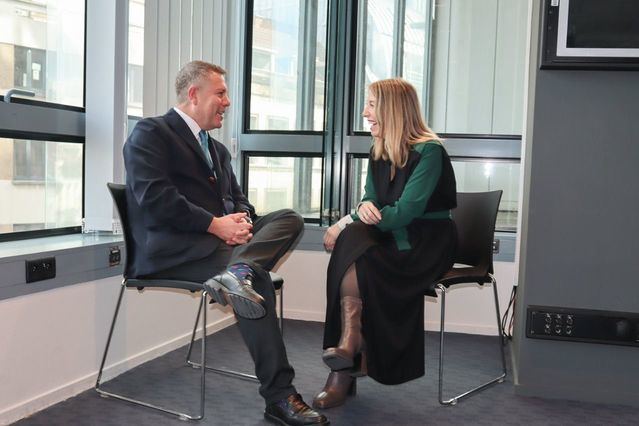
[358,201,382,225]
[323,224,342,252]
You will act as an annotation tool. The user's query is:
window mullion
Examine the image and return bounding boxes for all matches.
[296,0,319,130]
[321,0,350,225]
[352,0,368,134]
[392,0,406,77]
[422,0,435,120]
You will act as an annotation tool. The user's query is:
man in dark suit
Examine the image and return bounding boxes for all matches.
[123,60,328,426]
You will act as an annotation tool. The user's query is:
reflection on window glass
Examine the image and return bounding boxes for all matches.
[128,0,145,117]
[403,0,429,110]
[349,157,369,213]
[353,0,396,131]
[0,138,83,235]
[246,156,322,219]
[349,157,519,231]
[452,160,519,231]
[352,0,527,136]
[429,0,527,134]
[0,0,85,107]
[249,0,327,131]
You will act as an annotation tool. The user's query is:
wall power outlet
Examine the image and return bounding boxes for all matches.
[25,257,56,283]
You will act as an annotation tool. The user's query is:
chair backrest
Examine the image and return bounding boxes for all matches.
[107,183,134,278]
[452,191,503,275]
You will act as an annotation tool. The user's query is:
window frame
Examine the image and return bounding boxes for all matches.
[0,0,88,242]
[242,0,325,135]
[239,0,523,230]
[0,0,88,112]
[0,130,85,243]
[242,150,323,224]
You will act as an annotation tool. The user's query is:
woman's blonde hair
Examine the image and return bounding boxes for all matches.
[368,78,439,168]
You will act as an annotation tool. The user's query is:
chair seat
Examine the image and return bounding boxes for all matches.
[439,266,492,287]
[126,272,284,292]
[126,278,203,292]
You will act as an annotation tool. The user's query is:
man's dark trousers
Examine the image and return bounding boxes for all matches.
[146,208,304,404]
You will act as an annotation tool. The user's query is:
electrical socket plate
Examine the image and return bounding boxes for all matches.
[25,257,56,283]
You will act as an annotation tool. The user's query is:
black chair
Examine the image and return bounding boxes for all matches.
[431,190,507,405]
[95,183,285,420]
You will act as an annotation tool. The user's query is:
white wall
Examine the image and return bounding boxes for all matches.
[0,276,235,425]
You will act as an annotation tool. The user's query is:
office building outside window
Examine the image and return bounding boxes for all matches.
[0,0,86,241]
[0,0,85,107]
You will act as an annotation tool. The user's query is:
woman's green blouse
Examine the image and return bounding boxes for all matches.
[351,141,451,250]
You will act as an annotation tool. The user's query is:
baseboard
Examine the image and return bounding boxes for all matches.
[424,321,499,336]
[514,381,639,409]
[284,308,326,323]
[0,314,236,425]
[283,309,499,336]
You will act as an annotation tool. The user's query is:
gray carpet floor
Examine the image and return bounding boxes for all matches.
[16,320,639,425]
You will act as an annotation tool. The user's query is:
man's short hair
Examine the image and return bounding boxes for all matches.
[175,61,226,103]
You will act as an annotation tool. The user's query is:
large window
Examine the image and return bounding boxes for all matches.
[0,0,86,241]
[247,0,328,131]
[127,0,144,117]
[245,155,322,221]
[0,137,83,237]
[242,0,526,231]
[241,0,329,224]
[429,0,527,135]
[0,0,85,108]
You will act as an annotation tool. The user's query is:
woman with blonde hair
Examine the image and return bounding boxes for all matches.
[313,78,457,408]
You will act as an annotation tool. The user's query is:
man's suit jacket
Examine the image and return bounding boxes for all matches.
[123,108,255,278]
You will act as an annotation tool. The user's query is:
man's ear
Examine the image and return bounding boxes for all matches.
[187,85,198,104]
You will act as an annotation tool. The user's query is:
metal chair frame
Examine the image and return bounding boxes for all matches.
[435,276,507,405]
[95,183,285,421]
[185,279,284,380]
[432,191,507,406]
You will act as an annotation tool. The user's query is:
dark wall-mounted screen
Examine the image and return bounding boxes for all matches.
[541,0,639,70]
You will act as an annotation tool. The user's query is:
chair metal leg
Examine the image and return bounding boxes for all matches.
[186,294,259,383]
[96,282,206,421]
[278,286,284,335]
[490,275,508,379]
[437,277,507,406]
[95,280,126,389]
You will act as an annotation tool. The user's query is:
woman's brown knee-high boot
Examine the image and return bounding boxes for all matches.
[322,296,364,371]
[312,370,356,409]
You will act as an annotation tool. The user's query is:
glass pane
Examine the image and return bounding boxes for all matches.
[402,0,429,110]
[0,0,85,107]
[349,157,519,231]
[349,157,369,213]
[0,138,83,235]
[246,156,322,220]
[452,160,519,232]
[249,0,327,131]
[353,0,396,132]
[429,0,527,134]
[127,0,145,117]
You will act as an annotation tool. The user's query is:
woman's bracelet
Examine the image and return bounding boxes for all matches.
[336,214,354,230]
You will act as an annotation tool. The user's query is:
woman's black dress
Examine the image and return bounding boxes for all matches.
[323,142,457,385]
